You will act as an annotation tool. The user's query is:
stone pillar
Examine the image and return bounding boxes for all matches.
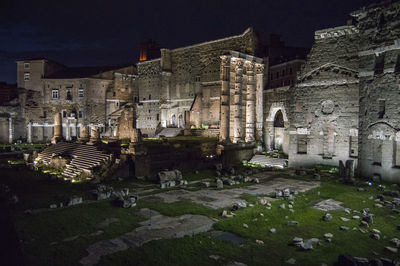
[184,110,191,130]
[220,55,230,142]
[8,117,13,144]
[130,128,142,144]
[27,121,32,143]
[232,59,243,143]
[78,124,89,143]
[51,113,63,144]
[245,61,255,143]
[65,119,71,141]
[87,126,101,145]
[255,64,264,143]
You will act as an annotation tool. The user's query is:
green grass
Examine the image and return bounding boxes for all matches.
[6,164,400,265]
[16,201,144,266]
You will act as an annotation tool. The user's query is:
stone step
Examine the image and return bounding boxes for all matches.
[249,155,288,168]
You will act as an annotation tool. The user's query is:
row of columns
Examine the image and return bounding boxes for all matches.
[219,52,264,144]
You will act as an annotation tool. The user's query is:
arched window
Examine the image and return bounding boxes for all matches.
[273,110,284,128]
[171,115,176,126]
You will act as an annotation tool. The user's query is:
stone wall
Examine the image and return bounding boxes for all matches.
[136,28,259,136]
[354,1,400,182]
[288,26,360,168]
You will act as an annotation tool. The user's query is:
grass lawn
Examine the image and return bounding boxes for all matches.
[3,163,400,265]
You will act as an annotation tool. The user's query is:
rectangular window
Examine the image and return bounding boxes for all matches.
[43,111,47,118]
[394,141,400,167]
[52,89,59,99]
[350,136,358,157]
[24,63,30,69]
[66,88,72,101]
[378,99,385,119]
[373,139,382,166]
[24,72,30,81]
[297,135,307,154]
[79,111,83,118]
[374,54,384,75]
[157,114,160,121]
[78,88,84,97]
[63,111,67,118]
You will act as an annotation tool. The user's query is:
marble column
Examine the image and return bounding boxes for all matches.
[27,121,32,143]
[8,117,13,144]
[65,119,71,141]
[87,126,101,145]
[245,61,255,142]
[255,64,264,143]
[51,113,63,144]
[232,59,243,143]
[78,124,89,143]
[219,55,230,142]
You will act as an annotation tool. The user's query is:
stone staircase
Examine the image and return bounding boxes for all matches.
[249,154,288,168]
[154,128,183,138]
[36,142,112,180]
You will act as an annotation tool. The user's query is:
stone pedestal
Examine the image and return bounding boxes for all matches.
[77,125,89,144]
[130,128,142,144]
[87,126,101,145]
[51,113,63,144]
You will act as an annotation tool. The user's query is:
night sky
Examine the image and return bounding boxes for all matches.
[0,0,377,84]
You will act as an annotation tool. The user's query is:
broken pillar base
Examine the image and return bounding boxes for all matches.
[76,137,89,144]
[51,136,63,144]
[218,142,255,169]
[129,142,147,155]
[87,138,101,146]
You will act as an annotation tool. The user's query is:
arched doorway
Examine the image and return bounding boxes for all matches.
[273,110,284,150]
[265,104,289,154]
[178,115,183,128]
[171,115,176,126]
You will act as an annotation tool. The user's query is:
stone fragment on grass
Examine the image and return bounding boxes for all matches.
[286,258,296,265]
[360,221,369,227]
[362,214,374,224]
[340,217,350,222]
[287,221,299,226]
[255,239,264,245]
[258,197,269,205]
[243,223,248,228]
[202,182,210,188]
[323,213,332,221]
[68,195,83,206]
[390,238,400,247]
[344,208,351,214]
[270,228,276,233]
[370,233,380,240]
[324,233,333,239]
[384,246,398,253]
[352,215,360,220]
[50,204,57,209]
[216,179,223,189]
[371,229,381,235]
[340,226,350,231]
[300,239,313,250]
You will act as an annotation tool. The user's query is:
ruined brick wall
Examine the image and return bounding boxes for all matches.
[355,1,400,182]
[24,78,112,142]
[288,26,360,168]
[136,28,259,136]
[136,59,162,136]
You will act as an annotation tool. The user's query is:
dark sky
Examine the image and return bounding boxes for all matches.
[0,0,377,84]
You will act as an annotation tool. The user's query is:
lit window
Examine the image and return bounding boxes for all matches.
[24,73,30,81]
[52,89,59,99]
[24,63,30,69]
[78,88,84,97]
